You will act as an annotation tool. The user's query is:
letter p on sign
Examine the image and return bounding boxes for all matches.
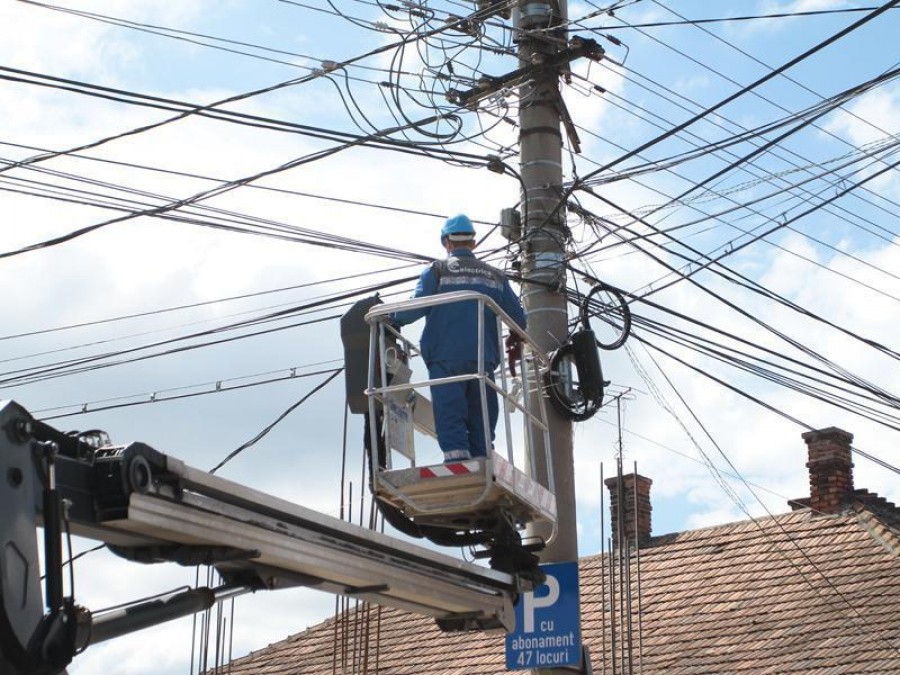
[522,573,560,632]
[506,561,582,671]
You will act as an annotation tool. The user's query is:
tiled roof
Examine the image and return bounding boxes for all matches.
[227,504,900,675]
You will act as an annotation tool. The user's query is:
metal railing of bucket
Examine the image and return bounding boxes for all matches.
[364,290,554,520]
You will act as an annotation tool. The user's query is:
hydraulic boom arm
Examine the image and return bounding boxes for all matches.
[0,400,519,675]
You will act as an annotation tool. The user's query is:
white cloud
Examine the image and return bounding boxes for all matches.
[744,0,852,35]
[3,1,900,672]
[760,0,850,14]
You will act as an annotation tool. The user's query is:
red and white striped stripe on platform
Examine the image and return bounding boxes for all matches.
[419,461,481,478]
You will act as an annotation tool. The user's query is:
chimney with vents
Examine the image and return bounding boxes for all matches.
[604,473,652,549]
[802,427,854,515]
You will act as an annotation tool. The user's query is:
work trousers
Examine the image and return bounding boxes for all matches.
[427,360,498,458]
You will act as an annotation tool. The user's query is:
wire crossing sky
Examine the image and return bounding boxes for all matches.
[1,1,899,674]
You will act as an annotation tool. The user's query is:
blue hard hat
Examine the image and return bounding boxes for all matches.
[441,214,476,243]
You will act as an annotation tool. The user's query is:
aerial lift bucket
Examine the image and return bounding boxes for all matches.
[341,291,557,582]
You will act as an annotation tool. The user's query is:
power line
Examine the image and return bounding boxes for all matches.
[17,0,399,71]
[626,338,900,656]
[570,149,900,369]
[209,368,342,474]
[0,276,413,387]
[0,162,436,264]
[567,135,900,302]
[544,0,900,233]
[37,363,343,420]
[638,0,900,180]
[0,66,487,155]
[567,269,900,432]
[0,265,416,343]
[0,103,471,260]
[584,5,900,30]
[0,139,459,223]
[5,0,520,181]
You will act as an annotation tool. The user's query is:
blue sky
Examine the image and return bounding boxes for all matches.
[1,1,899,673]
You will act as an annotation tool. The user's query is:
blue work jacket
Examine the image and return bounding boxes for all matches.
[392,249,526,367]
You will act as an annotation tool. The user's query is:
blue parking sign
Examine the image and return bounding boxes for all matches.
[506,561,581,670]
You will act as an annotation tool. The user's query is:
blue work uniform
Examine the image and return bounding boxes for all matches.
[392,249,526,459]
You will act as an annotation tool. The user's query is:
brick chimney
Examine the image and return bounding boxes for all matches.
[802,427,854,515]
[604,473,652,549]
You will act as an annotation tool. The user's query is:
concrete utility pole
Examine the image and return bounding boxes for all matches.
[515,0,576,565]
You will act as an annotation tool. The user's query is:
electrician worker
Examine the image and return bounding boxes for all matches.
[392,214,526,463]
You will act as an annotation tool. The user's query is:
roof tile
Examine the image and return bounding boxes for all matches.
[225,506,900,675]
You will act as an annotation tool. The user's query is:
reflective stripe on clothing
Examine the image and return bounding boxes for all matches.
[439,275,503,290]
[390,248,524,456]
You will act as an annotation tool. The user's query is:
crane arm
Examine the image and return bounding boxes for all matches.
[0,400,518,675]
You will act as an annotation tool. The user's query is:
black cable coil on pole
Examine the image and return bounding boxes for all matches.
[545,280,630,421]
[580,281,632,351]
[546,329,607,422]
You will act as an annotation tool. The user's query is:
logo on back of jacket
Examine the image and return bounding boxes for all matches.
[441,257,502,290]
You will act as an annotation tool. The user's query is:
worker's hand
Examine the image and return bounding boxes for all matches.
[505,333,523,377]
